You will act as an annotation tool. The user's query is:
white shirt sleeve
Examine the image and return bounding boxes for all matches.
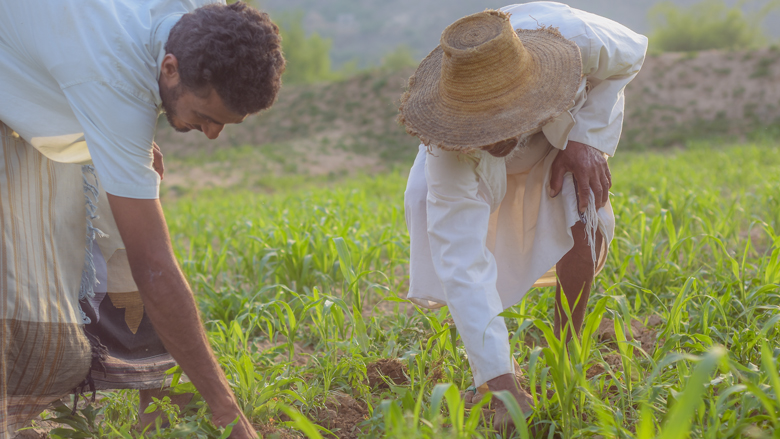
[567,15,648,156]
[63,82,161,199]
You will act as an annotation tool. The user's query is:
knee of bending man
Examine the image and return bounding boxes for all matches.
[567,221,603,266]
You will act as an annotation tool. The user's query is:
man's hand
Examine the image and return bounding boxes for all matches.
[549,140,611,212]
[152,142,164,180]
[106,195,256,438]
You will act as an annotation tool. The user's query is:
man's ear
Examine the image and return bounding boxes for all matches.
[160,54,180,85]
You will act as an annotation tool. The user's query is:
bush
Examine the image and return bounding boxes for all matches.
[648,0,776,52]
[381,44,418,71]
[276,11,339,84]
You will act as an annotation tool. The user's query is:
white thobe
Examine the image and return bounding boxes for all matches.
[404,2,648,386]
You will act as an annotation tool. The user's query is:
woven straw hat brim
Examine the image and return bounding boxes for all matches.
[399,27,582,152]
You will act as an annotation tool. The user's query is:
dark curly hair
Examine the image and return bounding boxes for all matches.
[165,2,286,115]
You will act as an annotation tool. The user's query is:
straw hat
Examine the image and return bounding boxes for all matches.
[398,10,582,152]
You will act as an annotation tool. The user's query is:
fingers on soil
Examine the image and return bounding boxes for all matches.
[367,358,409,389]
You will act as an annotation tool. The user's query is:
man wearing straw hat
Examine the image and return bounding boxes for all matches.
[400,1,647,430]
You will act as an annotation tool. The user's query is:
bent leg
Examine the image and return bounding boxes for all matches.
[554,220,604,340]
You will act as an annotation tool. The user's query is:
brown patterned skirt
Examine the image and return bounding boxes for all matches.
[0,122,175,437]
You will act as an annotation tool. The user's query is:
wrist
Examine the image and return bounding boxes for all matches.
[566,140,588,151]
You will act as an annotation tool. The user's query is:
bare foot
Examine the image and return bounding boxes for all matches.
[486,372,534,435]
[138,388,194,429]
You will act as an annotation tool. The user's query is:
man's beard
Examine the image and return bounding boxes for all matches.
[160,83,190,133]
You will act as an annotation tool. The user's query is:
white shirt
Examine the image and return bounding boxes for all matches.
[0,0,220,199]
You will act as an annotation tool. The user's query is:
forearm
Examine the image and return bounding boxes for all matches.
[131,255,238,416]
[106,194,250,434]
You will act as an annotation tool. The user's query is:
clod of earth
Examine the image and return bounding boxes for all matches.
[256,421,300,439]
[366,358,408,389]
[597,316,662,354]
[313,391,368,439]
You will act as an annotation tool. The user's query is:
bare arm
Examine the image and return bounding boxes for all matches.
[107,194,255,438]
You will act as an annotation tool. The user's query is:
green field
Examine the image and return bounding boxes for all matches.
[36,140,780,438]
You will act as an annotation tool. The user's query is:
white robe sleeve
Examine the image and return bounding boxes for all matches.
[567,15,648,156]
[424,147,513,386]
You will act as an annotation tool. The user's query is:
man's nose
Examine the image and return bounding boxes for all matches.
[203,123,224,140]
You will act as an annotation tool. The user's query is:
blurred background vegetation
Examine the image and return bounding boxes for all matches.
[649,0,780,52]
[161,0,780,183]
[252,0,780,84]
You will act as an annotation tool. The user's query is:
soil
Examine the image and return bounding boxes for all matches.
[596,315,663,354]
[13,420,57,439]
[587,353,624,379]
[256,421,303,439]
[14,398,86,438]
[366,358,409,389]
[312,391,368,439]
[161,164,243,191]
[523,332,549,349]
[587,315,664,379]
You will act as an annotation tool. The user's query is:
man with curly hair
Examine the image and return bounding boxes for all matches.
[0,1,284,437]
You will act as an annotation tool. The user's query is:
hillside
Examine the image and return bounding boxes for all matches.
[254,0,780,68]
[156,48,780,190]
[622,48,780,147]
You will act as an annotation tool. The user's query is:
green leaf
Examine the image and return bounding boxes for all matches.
[492,390,531,439]
[658,347,726,439]
[278,405,335,439]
